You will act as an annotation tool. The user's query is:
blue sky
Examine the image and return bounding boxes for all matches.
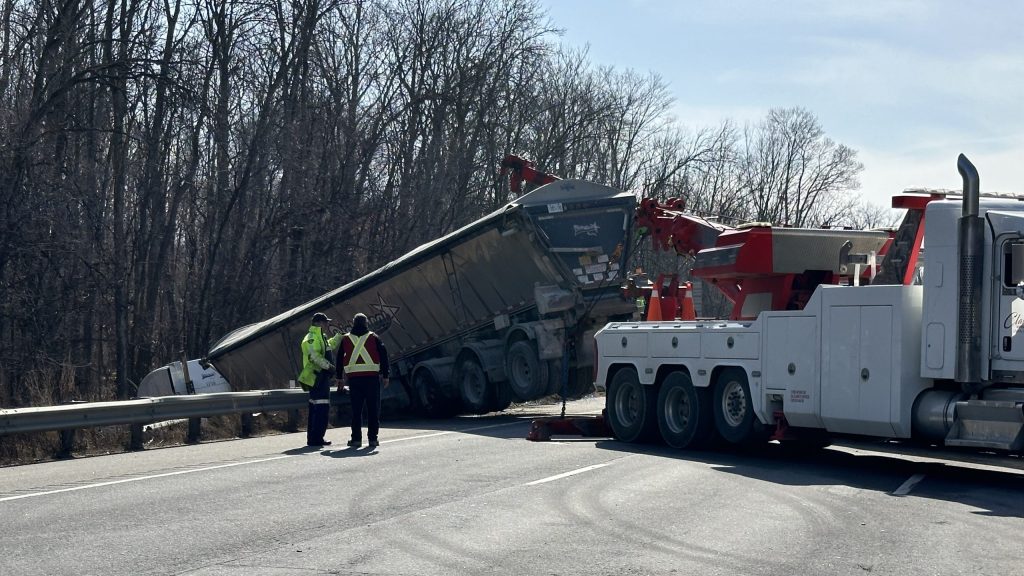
[540,0,1023,207]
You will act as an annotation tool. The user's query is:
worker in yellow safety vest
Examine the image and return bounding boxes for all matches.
[298,312,342,447]
[335,313,390,448]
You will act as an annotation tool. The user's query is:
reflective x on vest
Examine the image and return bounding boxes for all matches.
[344,334,380,374]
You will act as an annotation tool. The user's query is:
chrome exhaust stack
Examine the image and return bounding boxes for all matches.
[955,154,983,392]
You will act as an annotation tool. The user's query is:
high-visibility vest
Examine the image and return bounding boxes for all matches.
[342,333,381,376]
[297,326,341,387]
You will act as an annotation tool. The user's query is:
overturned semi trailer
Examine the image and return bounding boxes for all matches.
[197,179,637,416]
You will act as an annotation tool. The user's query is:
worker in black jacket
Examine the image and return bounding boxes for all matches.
[336,313,390,448]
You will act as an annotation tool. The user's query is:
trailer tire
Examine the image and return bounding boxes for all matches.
[566,367,594,399]
[413,368,457,418]
[544,359,562,396]
[492,381,513,412]
[456,356,492,414]
[657,371,713,449]
[606,366,658,443]
[506,341,548,401]
[713,367,758,445]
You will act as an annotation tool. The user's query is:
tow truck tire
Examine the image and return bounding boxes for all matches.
[606,366,658,443]
[657,371,714,449]
[506,340,548,401]
[456,357,492,414]
[713,367,757,445]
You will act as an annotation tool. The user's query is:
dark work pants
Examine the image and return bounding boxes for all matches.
[306,370,331,444]
[348,375,381,442]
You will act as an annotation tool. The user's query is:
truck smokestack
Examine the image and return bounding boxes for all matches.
[955,154,983,389]
[958,154,979,218]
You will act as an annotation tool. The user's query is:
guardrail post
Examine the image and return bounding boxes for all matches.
[286,409,300,432]
[58,428,76,458]
[57,400,88,458]
[130,423,145,451]
[240,412,253,438]
[187,417,201,443]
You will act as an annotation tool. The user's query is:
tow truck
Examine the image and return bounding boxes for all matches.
[594,155,1024,453]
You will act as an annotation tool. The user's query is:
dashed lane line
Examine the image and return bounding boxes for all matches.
[892,473,927,496]
[524,461,615,486]
[0,456,291,502]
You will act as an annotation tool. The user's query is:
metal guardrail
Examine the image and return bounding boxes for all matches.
[0,389,348,436]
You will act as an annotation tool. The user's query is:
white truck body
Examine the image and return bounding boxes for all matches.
[595,171,1024,452]
[597,284,926,437]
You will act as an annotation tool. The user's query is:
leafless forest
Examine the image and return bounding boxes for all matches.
[0,0,884,408]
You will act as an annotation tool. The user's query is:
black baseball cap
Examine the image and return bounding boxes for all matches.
[311,312,332,323]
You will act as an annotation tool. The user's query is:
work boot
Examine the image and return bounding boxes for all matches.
[347,439,361,447]
[368,439,379,448]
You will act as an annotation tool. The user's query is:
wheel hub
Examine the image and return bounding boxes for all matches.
[721,380,747,427]
[664,388,691,434]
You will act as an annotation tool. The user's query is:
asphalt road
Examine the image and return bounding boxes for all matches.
[1,396,1022,576]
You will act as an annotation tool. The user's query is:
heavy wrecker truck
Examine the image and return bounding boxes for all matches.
[595,155,1024,453]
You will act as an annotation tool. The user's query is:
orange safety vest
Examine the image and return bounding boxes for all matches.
[342,333,382,376]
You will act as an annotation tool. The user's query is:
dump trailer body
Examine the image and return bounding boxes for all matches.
[206,179,636,403]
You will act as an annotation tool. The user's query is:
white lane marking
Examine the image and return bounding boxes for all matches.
[381,421,519,444]
[1,421,524,502]
[893,473,927,496]
[524,462,614,486]
[0,456,291,502]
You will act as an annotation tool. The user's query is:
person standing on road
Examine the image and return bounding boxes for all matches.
[336,313,389,448]
[298,312,342,447]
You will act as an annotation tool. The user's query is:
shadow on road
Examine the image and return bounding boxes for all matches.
[592,438,1024,518]
[321,446,379,458]
[316,397,1024,517]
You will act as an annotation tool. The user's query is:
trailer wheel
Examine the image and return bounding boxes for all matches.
[657,371,713,449]
[566,367,595,399]
[713,367,757,445]
[506,341,548,401]
[544,359,562,396]
[605,366,658,443]
[413,368,457,418]
[456,357,492,414]
[492,381,513,412]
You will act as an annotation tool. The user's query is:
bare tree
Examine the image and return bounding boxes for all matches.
[0,0,875,418]
[740,107,862,227]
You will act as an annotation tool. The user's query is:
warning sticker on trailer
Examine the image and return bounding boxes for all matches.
[790,390,809,403]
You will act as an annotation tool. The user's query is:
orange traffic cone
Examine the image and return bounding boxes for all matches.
[647,287,663,321]
[681,282,696,320]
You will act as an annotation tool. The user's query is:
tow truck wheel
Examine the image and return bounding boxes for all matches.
[606,366,658,443]
[506,340,548,401]
[456,356,492,414]
[657,371,713,449]
[713,367,757,444]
